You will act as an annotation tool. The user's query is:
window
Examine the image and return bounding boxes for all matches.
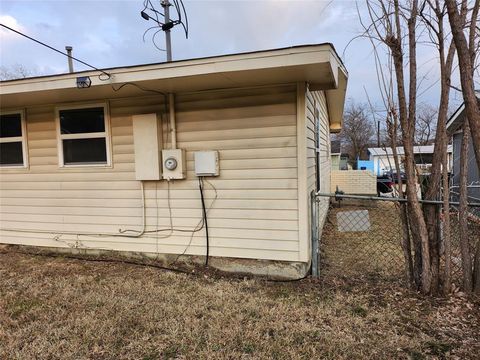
[0,111,28,168]
[56,104,111,166]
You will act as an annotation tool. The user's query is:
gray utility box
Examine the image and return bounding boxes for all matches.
[194,151,219,177]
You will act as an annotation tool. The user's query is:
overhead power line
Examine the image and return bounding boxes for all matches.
[0,23,111,80]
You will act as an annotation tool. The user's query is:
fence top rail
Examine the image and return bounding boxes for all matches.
[314,192,480,207]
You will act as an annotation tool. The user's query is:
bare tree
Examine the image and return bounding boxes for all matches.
[359,0,468,294]
[445,0,480,295]
[415,103,437,145]
[359,0,480,295]
[419,0,457,294]
[459,121,472,291]
[338,101,375,164]
[445,0,480,171]
[365,0,432,294]
[0,64,35,81]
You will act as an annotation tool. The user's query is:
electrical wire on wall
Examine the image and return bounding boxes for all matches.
[198,177,210,266]
[170,178,217,266]
[0,179,218,249]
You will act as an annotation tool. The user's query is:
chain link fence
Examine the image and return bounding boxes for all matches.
[315,194,480,288]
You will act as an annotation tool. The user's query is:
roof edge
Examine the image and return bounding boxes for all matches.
[0,43,345,85]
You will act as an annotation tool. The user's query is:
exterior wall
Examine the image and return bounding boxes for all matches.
[330,170,376,195]
[331,154,340,170]
[305,86,331,251]
[0,85,302,263]
[357,160,374,173]
[451,132,480,203]
[371,154,398,175]
[305,89,331,198]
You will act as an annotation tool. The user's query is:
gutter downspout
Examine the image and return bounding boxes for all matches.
[169,93,177,149]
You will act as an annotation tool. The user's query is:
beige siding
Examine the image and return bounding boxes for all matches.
[306,88,330,197]
[305,87,331,243]
[295,85,332,264]
[0,85,300,262]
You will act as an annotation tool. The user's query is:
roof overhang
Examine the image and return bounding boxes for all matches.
[447,96,480,134]
[446,103,466,134]
[0,44,348,130]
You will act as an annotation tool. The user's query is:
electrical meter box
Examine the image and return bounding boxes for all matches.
[194,151,219,177]
[162,149,186,180]
[132,113,162,180]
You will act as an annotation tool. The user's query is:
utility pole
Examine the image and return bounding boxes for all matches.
[377,120,380,147]
[162,0,173,62]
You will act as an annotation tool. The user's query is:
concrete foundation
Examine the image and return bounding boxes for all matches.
[2,244,310,280]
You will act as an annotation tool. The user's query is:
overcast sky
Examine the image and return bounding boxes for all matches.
[0,0,467,110]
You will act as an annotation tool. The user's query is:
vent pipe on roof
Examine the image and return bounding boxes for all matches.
[65,46,74,73]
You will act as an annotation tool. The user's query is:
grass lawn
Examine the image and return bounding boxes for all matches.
[1,247,479,359]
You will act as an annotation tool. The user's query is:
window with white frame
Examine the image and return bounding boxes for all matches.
[0,111,28,167]
[56,104,110,166]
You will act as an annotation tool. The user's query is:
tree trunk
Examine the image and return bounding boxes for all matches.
[422,23,456,294]
[445,0,480,172]
[473,242,480,294]
[442,150,452,294]
[389,0,431,293]
[459,122,472,292]
[389,112,415,287]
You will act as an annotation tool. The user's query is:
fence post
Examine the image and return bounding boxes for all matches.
[311,190,319,277]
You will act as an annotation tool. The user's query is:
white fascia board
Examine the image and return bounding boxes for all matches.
[0,45,335,96]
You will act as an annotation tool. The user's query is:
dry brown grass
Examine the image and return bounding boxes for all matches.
[1,248,479,360]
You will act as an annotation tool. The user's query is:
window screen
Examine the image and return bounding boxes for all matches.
[57,106,109,166]
[0,113,25,167]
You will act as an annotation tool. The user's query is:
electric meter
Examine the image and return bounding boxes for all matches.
[162,149,186,180]
[164,157,178,171]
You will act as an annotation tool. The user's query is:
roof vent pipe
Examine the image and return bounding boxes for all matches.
[65,46,74,73]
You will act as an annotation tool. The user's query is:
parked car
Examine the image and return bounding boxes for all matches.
[384,171,407,184]
[377,175,394,196]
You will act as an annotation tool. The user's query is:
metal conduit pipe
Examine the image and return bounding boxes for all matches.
[169,93,177,149]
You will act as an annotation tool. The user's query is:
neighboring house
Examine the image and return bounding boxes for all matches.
[368,145,453,176]
[357,159,374,173]
[0,44,348,279]
[330,140,341,170]
[330,140,349,170]
[446,101,480,205]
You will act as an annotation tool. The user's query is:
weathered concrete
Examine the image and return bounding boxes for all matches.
[2,245,310,280]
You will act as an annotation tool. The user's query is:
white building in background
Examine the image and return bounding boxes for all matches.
[368,145,453,176]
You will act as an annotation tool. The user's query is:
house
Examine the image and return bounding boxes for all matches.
[0,44,348,279]
[330,140,349,170]
[330,140,341,170]
[446,100,480,205]
[368,145,453,176]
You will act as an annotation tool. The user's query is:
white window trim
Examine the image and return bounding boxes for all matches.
[55,102,112,168]
[0,109,29,169]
